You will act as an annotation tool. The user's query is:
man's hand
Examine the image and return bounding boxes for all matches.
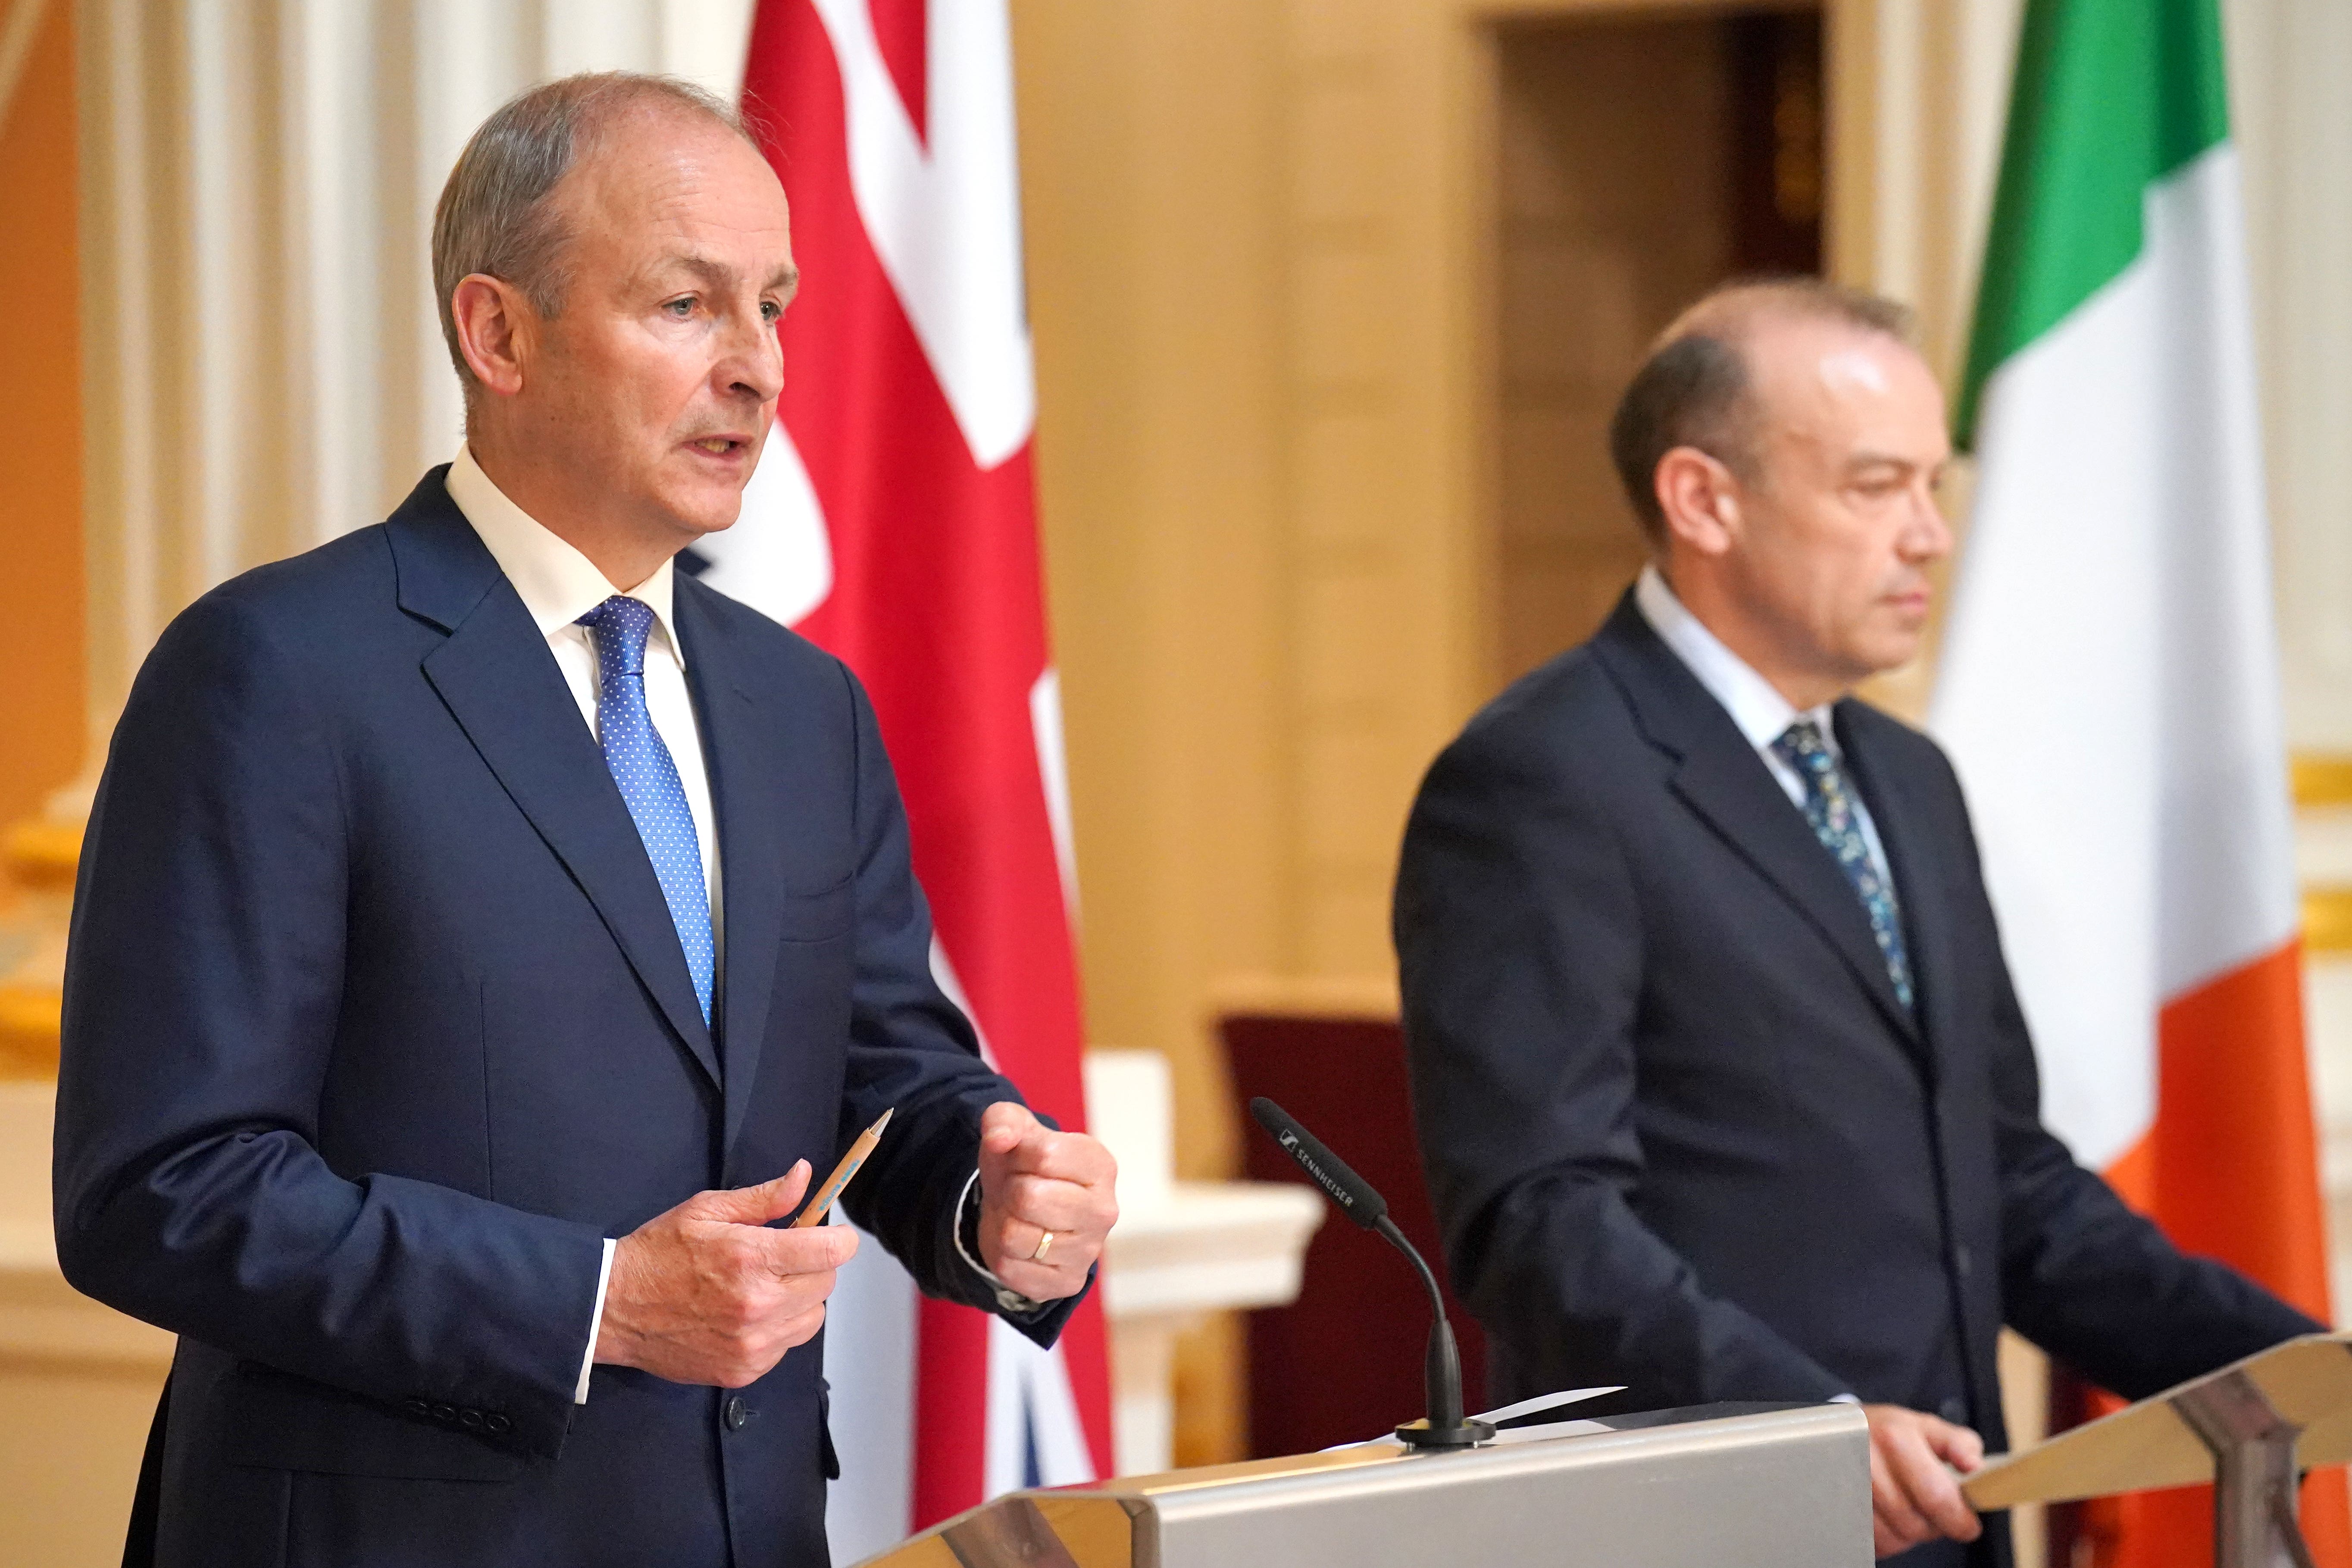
[1863,1404,1984,1558]
[976,1102,1117,1302]
[594,1160,860,1387]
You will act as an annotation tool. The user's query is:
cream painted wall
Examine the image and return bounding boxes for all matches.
[2229,0,2352,1363]
[1012,0,1293,1189]
[2227,0,2352,756]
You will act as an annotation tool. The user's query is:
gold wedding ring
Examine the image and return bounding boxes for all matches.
[1029,1228,1055,1263]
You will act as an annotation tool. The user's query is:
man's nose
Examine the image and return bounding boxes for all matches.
[716,310,785,404]
[1902,483,1954,561]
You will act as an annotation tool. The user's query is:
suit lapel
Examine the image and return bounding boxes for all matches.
[673,583,787,1154]
[387,482,722,1090]
[1592,595,1924,1050]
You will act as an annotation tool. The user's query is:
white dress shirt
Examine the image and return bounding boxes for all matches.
[446,446,725,938]
[444,448,1025,1395]
[1632,563,1897,896]
[447,444,727,1403]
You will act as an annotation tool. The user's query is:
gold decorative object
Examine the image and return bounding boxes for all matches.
[2295,754,2352,955]
[0,986,61,1077]
[0,789,84,1080]
[2293,754,2352,810]
[3,817,82,893]
[2305,890,2352,958]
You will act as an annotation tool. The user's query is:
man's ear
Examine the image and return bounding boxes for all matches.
[1653,445,1741,559]
[450,274,534,400]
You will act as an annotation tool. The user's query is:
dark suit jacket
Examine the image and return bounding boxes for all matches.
[1395,593,2315,1565]
[53,470,1076,1568]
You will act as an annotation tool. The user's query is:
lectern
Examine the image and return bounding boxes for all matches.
[1965,1332,2352,1568]
[853,1401,1872,1567]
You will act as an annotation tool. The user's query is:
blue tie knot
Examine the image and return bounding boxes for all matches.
[1773,718,1835,778]
[579,595,655,679]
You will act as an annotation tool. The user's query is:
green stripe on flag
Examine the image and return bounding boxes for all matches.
[1956,0,2231,446]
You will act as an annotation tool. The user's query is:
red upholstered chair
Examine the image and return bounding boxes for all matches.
[1219,1010,1487,1459]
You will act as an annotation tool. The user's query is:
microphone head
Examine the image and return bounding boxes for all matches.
[1249,1097,1388,1230]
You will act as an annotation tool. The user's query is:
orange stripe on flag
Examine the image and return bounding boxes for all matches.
[2149,941,2330,1315]
[2061,941,2346,1568]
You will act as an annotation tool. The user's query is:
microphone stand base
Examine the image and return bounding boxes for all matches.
[1395,1419,1497,1449]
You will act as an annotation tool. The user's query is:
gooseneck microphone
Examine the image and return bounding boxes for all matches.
[1249,1097,1495,1449]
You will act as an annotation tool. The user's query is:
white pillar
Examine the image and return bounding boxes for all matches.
[2228,0,2352,1335]
[1826,0,2023,383]
[2225,0,2352,755]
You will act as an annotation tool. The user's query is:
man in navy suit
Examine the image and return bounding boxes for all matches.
[1394,280,2317,1564]
[53,72,1116,1568]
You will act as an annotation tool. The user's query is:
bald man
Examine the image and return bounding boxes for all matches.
[1395,279,2315,1565]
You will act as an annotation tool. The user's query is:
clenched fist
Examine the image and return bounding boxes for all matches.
[594,1160,860,1388]
[975,1102,1117,1302]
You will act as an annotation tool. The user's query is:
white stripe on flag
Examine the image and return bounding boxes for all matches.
[1933,145,2295,1170]
[1029,670,1079,919]
[805,0,1035,468]
[985,1318,1097,1498]
[820,1227,919,1565]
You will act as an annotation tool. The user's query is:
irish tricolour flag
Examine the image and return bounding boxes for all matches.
[1932,0,2340,1563]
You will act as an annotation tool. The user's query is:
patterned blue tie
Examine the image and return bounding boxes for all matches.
[1772,719,1914,1012]
[578,596,715,1026]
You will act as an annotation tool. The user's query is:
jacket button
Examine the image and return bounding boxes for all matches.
[402,1399,429,1419]
[432,1404,457,1425]
[458,1409,484,1430]
[1939,1397,1969,1424]
[485,1413,513,1436]
[724,1396,751,1431]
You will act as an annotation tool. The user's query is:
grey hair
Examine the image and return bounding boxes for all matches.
[1607,276,1916,546]
[431,72,755,394]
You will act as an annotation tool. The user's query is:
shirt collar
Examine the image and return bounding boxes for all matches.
[1633,563,1836,754]
[445,443,683,667]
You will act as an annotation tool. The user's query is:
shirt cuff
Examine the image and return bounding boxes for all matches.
[1829,1393,1861,1405]
[951,1167,1049,1317]
[576,1237,616,1404]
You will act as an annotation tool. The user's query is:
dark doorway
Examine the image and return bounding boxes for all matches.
[1490,6,1825,687]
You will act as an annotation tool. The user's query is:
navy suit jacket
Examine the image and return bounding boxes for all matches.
[1394,594,2316,1568]
[53,470,1076,1568]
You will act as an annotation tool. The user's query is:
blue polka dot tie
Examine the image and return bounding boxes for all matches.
[578,596,715,1026]
[1773,719,1915,1013]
